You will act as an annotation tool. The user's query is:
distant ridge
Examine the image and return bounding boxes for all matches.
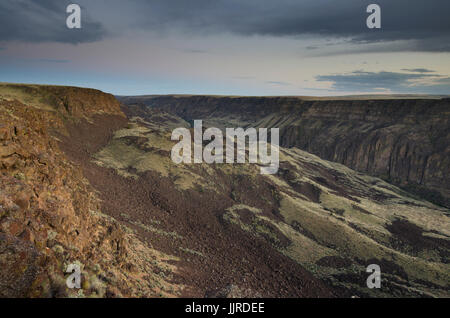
[117,93,450,101]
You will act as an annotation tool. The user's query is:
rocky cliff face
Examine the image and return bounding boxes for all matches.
[0,85,181,297]
[42,86,125,118]
[120,96,450,207]
[0,83,124,119]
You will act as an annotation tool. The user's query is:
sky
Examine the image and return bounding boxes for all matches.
[1,0,450,96]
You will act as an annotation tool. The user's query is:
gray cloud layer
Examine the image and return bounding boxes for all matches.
[121,0,450,52]
[401,68,436,74]
[317,71,450,94]
[0,0,104,44]
[1,0,450,52]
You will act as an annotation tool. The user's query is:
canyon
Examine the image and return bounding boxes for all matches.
[119,95,450,208]
[0,84,448,298]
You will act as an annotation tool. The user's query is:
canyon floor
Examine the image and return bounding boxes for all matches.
[0,84,449,297]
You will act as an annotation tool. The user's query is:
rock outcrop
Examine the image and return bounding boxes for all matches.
[0,85,181,297]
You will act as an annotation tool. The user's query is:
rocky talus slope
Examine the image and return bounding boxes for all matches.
[120,96,450,208]
[0,84,182,297]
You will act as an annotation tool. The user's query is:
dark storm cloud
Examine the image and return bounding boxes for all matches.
[316,71,450,94]
[126,0,450,52]
[0,0,105,44]
[2,0,450,52]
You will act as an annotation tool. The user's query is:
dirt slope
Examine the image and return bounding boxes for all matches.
[58,114,335,298]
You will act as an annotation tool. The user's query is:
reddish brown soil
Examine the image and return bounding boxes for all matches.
[386,219,450,260]
[57,115,336,298]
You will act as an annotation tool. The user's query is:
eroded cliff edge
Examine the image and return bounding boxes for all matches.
[0,84,182,297]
